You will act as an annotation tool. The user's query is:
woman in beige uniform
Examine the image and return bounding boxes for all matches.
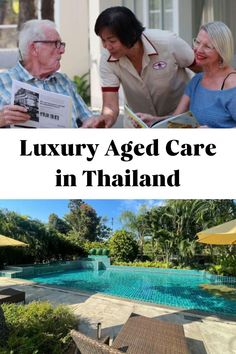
[84,6,197,128]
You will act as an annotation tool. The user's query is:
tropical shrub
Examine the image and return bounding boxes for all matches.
[109,230,139,262]
[73,73,90,105]
[208,265,224,275]
[209,264,236,276]
[209,253,236,276]
[112,261,173,268]
[1,301,77,354]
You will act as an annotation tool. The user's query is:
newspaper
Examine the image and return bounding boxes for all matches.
[11,80,72,128]
[124,104,199,128]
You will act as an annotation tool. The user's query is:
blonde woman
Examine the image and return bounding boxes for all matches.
[139,21,236,128]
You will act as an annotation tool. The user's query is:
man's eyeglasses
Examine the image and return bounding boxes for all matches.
[192,38,215,52]
[33,40,66,49]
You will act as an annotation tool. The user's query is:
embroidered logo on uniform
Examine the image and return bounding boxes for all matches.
[153,61,167,70]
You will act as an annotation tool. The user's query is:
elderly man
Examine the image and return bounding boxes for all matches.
[0,19,93,128]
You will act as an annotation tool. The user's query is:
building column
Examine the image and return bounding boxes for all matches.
[55,0,89,80]
[89,0,123,109]
[89,0,102,109]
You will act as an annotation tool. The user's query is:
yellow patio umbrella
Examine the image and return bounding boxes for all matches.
[0,234,28,247]
[197,219,236,245]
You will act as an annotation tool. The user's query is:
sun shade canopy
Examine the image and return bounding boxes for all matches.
[0,234,28,247]
[197,219,236,245]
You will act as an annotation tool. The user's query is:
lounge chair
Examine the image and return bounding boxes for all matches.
[71,313,189,354]
[0,288,25,304]
[70,330,121,354]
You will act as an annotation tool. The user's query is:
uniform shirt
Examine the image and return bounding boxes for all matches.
[185,73,236,128]
[100,29,194,116]
[0,61,92,127]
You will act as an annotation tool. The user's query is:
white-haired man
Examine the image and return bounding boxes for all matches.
[0,19,93,128]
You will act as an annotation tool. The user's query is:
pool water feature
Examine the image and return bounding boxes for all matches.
[20,267,236,316]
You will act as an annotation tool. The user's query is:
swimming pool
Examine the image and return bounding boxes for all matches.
[21,267,236,316]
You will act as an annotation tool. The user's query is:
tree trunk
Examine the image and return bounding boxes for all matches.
[0,0,8,24]
[18,0,36,30]
[41,0,54,21]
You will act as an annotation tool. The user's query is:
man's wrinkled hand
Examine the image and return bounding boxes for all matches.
[0,105,31,126]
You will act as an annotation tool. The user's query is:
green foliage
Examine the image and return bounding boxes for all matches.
[48,213,71,234]
[147,200,236,267]
[0,208,84,265]
[0,200,111,265]
[142,241,154,260]
[208,253,236,276]
[73,73,90,105]
[120,205,151,257]
[109,230,139,262]
[1,301,77,354]
[112,260,173,268]
[0,304,8,346]
[209,264,224,275]
[65,200,111,243]
[1,200,236,270]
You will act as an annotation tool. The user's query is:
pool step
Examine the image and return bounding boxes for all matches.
[0,269,23,278]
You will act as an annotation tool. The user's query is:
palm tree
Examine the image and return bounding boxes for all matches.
[149,199,236,267]
[178,239,196,266]
[120,205,151,258]
[152,228,176,263]
[148,200,212,264]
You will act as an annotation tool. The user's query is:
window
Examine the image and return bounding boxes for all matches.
[149,0,174,31]
[0,0,19,48]
[123,0,174,31]
[0,0,43,48]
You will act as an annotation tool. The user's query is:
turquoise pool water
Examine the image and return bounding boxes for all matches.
[21,268,236,316]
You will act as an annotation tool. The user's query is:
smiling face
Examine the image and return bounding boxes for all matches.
[193,29,221,68]
[99,27,129,59]
[31,27,65,77]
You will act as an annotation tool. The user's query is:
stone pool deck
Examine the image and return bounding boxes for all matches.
[0,277,236,354]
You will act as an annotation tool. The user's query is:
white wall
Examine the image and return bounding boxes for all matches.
[89,0,102,109]
[55,0,123,109]
[89,0,124,108]
[55,0,89,79]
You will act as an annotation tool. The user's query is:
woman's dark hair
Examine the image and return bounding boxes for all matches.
[95,6,145,48]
